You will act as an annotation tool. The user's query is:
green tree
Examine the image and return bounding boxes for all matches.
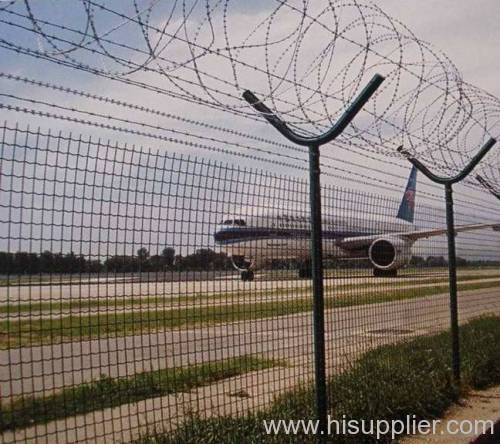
[161,247,175,269]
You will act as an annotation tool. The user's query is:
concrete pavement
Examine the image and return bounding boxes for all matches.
[1,286,499,443]
[0,271,499,444]
[1,286,499,399]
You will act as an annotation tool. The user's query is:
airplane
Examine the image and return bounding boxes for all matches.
[214,166,500,281]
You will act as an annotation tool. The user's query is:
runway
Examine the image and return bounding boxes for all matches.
[0,268,491,304]
[1,275,500,321]
[1,270,499,443]
[1,283,499,398]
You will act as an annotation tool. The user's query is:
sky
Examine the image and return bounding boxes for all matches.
[380,0,500,97]
[0,0,499,258]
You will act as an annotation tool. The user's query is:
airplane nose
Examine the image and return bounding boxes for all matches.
[214,229,225,243]
[214,228,236,243]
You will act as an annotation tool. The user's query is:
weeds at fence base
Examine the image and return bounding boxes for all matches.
[136,316,500,444]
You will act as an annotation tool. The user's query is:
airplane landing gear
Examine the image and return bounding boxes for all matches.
[241,270,254,281]
[373,268,398,277]
[298,261,312,279]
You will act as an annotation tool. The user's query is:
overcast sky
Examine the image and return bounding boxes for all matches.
[0,1,499,257]
[1,1,499,190]
[381,0,500,97]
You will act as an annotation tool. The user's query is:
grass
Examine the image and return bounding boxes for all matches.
[1,279,500,349]
[136,315,500,443]
[0,294,205,315]
[0,354,281,432]
[0,277,55,286]
[2,271,499,317]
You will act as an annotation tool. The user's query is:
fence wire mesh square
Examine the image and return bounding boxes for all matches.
[0,123,500,443]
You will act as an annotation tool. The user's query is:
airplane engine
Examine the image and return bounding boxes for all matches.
[368,237,412,272]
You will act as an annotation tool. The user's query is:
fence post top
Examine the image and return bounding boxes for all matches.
[243,73,385,148]
[398,138,497,186]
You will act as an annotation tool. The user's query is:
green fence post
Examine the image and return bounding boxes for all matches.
[398,138,496,383]
[243,74,384,438]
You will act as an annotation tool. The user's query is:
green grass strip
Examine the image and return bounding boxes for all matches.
[1,279,499,349]
[0,354,280,432]
[136,315,500,443]
[2,272,499,316]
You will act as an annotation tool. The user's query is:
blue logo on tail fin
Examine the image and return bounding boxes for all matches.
[397,166,417,223]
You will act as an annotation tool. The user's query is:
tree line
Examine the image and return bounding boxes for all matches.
[0,248,232,275]
[1,250,497,275]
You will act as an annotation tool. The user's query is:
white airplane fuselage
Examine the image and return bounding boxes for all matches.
[214,213,415,274]
[213,167,499,281]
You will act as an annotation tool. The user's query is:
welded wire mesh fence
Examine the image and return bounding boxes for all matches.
[1,123,500,442]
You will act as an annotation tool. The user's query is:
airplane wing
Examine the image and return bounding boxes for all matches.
[338,222,500,251]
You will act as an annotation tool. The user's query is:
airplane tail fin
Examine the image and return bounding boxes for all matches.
[397,166,417,223]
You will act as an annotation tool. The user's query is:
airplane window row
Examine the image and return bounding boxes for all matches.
[221,219,246,226]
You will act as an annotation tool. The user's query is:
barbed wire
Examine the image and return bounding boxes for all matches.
[0,0,499,189]
[0,70,496,212]
[2,120,497,222]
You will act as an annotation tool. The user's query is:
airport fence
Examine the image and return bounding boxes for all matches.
[1,122,500,442]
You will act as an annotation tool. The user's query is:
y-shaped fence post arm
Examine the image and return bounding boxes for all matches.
[397,138,496,384]
[476,174,500,200]
[243,74,384,146]
[398,140,495,185]
[243,73,385,440]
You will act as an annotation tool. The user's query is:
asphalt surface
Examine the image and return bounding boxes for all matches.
[1,272,499,443]
[2,275,499,321]
[1,284,499,398]
[0,268,490,304]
